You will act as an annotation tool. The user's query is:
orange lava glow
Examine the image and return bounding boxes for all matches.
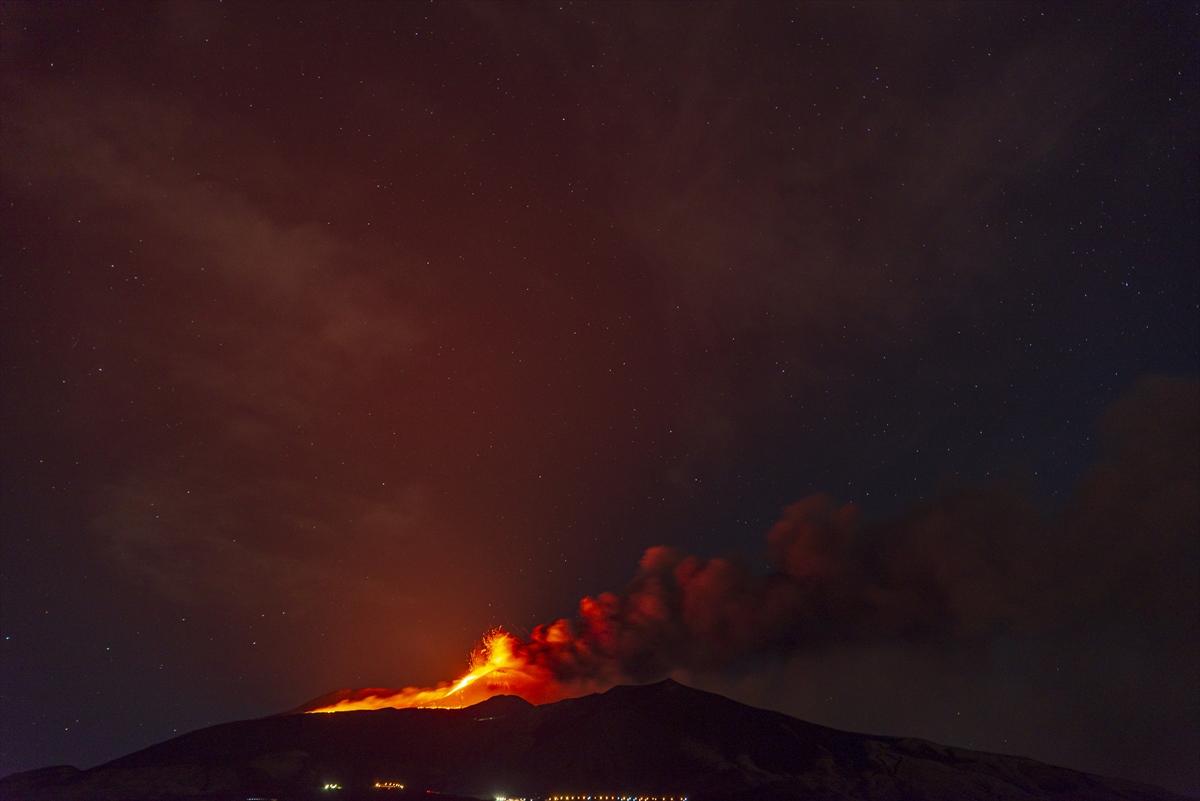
[305,629,558,713]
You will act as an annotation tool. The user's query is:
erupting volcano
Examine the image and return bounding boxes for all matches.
[301,629,574,713]
[299,494,1089,718]
[5,680,1191,801]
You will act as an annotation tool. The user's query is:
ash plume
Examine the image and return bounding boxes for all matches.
[497,376,1199,695]
[307,375,1198,709]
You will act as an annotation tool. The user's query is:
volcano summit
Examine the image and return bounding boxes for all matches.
[0,680,1186,801]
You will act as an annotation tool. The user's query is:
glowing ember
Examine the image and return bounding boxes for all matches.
[306,629,559,713]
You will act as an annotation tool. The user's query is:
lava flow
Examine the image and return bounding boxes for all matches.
[305,629,559,713]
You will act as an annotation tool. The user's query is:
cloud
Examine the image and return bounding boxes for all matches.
[0,79,421,430]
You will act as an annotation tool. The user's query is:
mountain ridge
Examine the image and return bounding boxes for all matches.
[1,679,1189,801]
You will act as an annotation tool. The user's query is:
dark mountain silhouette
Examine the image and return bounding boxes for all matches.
[0,680,1188,801]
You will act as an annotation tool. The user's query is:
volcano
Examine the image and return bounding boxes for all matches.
[0,680,1187,801]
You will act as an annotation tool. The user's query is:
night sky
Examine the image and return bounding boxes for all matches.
[1,1,1198,795]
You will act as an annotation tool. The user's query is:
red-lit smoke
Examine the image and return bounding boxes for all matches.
[306,373,1200,714]
[303,492,1036,713]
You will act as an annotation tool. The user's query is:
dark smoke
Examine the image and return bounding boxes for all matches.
[518,375,1199,688]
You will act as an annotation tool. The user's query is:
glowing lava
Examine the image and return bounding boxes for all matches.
[305,629,556,713]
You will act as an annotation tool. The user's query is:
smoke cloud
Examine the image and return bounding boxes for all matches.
[487,375,1199,695]
[302,375,1197,716]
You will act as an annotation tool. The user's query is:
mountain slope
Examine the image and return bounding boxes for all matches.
[0,680,1187,801]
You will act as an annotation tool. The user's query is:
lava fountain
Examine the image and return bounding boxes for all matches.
[303,629,562,713]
